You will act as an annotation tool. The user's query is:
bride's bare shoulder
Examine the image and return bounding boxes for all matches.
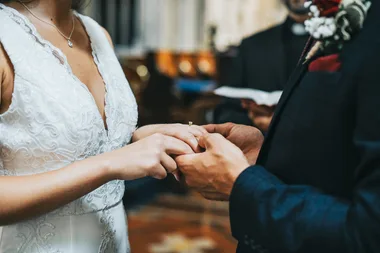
[0,42,14,106]
[0,43,4,102]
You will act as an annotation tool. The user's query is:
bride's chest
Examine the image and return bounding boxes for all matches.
[2,52,138,158]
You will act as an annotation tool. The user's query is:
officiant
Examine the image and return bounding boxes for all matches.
[214,0,309,132]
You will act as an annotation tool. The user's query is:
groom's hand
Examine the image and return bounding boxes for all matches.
[203,123,264,165]
[176,133,249,201]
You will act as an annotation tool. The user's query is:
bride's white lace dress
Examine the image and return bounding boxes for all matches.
[0,4,138,252]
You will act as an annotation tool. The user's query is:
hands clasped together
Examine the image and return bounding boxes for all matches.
[129,123,264,201]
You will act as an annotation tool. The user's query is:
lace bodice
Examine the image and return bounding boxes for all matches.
[0,4,138,215]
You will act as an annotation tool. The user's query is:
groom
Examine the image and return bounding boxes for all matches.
[176,1,380,253]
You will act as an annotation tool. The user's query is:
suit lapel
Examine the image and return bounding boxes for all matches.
[269,64,307,127]
[257,39,319,164]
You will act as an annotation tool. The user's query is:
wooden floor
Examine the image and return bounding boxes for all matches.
[127,193,237,253]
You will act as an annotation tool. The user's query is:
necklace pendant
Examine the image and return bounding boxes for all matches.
[68,40,73,48]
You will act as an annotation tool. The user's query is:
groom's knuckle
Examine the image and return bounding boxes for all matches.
[176,156,184,166]
[225,122,234,128]
[181,158,191,167]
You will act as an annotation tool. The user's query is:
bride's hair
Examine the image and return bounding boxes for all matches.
[0,0,87,10]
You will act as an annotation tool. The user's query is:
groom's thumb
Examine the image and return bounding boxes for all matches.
[198,133,222,149]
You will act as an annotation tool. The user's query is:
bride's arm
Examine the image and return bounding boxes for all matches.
[0,48,2,107]
[0,155,111,225]
[0,134,193,226]
[0,42,10,114]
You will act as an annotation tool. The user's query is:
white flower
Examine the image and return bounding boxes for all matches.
[304,16,338,40]
[329,23,337,33]
[309,5,321,17]
[310,5,318,13]
[325,18,334,25]
[304,0,372,50]
[304,1,313,8]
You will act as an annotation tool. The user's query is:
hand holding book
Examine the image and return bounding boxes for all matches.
[214,87,281,132]
[214,86,282,106]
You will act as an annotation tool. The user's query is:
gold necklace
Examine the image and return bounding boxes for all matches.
[18,0,75,48]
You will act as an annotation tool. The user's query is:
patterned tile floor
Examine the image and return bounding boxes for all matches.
[127,193,237,253]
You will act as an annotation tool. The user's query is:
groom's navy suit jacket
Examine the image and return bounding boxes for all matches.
[229,2,380,253]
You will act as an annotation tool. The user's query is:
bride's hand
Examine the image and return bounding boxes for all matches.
[104,133,194,180]
[132,124,208,152]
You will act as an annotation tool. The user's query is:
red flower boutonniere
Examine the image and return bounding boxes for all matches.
[313,0,341,16]
[304,0,372,60]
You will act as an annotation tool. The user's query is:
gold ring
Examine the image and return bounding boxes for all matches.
[188,121,193,127]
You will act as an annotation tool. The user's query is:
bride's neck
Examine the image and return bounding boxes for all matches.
[10,0,73,26]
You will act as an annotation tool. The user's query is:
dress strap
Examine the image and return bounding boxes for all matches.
[75,13,114,57]
[0,4,81,87]
[0,4,36,74]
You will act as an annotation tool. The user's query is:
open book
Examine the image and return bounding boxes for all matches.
[214,86,283,106]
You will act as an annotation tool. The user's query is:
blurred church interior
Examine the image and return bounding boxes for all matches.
[82,1,287,252]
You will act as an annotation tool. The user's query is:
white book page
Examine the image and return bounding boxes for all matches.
[214,86,283,106]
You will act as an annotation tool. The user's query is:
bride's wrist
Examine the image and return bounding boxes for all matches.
[131,126,143,143]
[92,153,119,181]
[131,130,140,143]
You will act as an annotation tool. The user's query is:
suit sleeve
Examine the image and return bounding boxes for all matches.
[229,58,380,253]
[214,41,252,125]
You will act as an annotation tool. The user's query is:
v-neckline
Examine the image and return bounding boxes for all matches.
[0,4,110,137]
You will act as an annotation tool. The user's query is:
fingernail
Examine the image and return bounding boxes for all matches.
[173,172,180,181]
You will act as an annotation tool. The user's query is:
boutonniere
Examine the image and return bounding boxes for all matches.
[304,0,372,60]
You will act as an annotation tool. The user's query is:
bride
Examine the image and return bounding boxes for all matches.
[0,0,207,252]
